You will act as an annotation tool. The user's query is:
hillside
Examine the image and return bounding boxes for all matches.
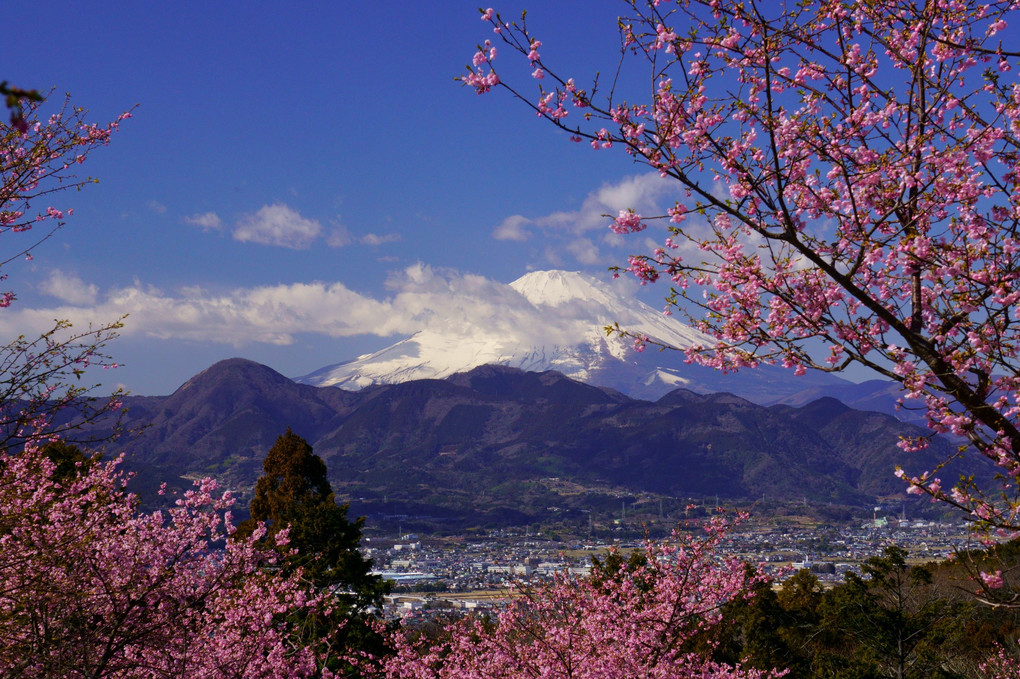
[92,359,982,529]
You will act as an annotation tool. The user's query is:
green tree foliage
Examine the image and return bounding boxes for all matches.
[817,547,970,679]
[238,428,387,608]
[238,429,391,676]
[709,566,817,678]
[589,546,650,589]
[707,548,1020,679]
[774,569,827,676]
[37,439,95,486]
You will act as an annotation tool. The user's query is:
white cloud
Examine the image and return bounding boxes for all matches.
[147,200,167,214]
[360,232,401,246]
[593,174,673,213]
[39,270,99,305]
[0,281,397,347]
[383,263,582,345]
[233,203,322,249]
[184,212,223,231]
[0,266,589,350]
[326,226,353,248]
[492,173,681,268]
[543,246,565,267]
[566,237,601,265]
[493,215,532,241]
[495,173,677,241]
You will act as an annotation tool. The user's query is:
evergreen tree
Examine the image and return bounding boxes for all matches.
[239,430,391,675]
[818,547,969,679]
[37,439,96,486]
[238,428,387,610]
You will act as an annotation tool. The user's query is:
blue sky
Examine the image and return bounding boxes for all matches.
[1,1,704,395]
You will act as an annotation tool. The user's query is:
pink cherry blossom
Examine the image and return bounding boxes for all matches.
[0,95,338,675]
[461,0,1020,542]
[385,514,784,679]
[0,444,324,676]
[980,569,1005,589]
[610,208,644,233]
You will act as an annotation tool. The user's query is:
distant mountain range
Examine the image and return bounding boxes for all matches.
[84,269,950,529]
[95,359,979,529]
[296,270,861,406]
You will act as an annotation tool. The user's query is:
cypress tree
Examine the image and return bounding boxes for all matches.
[238,428,387,609]
[238,430,391,674]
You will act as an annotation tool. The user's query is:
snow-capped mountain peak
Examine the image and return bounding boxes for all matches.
[295,269,846,402]
[510,270,624,308]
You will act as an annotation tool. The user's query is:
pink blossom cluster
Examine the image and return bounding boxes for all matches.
[983,641,1020,679]
[384,514,784,678]
[610,208,645,233]
[980,569,1006,589]
[464,40,500,93]
[0,445,324,676]
[463,0,1020,535]
[1,97,129,309]
[0,94,343,677]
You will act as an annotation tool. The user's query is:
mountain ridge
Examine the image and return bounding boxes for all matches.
[94,358,983,529]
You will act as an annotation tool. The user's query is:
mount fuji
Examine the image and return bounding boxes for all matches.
[296,270,851,404]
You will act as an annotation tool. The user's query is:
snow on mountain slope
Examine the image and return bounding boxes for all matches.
[296,270,848,402]
[508,270,712,360]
